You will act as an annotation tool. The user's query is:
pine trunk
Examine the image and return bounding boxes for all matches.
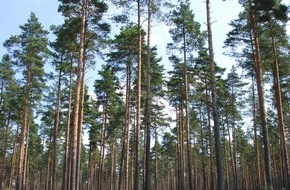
[7,123,19,190]
[52,70,62,190]
[98,100,107,190]
[0,112,10,189]
[247,0,272,189]
[16,64,31,190]
[62,61,73,190]
[69,0,86,189]
[154,130,158,190]
[76,61,86,190]
[269,23,290,189]
[109,142,115,190]
[125,63,131,190]
[206,0,224,189]
[144,0,152,188]
[205,83,215,190]
[134,0,142,188]
[22,116,30,190]
[182,11,193,190]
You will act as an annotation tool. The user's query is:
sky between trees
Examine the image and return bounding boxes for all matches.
[0,0,245,91]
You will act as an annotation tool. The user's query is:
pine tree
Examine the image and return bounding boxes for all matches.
[206,0,224,189]
[167,3,205,189]
[3,12,49,190]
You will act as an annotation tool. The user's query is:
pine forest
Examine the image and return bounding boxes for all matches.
[1,0,290,190]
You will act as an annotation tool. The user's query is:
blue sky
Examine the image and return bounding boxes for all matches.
[0,0,244,90]
[0,0,63,56]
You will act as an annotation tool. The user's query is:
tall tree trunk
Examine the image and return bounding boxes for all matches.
[76,60,86,190]
[247,0,272,189]
[225,111,234,189]
[62,61,73,190]
[118,59,132,190]
[22,115,31,190]
[29,158,37,190]
[16,64,31,190]
[69,0,86,189]
[182,9,193,190]
[0,112,11,190]
[88,147,95,190]
[134,0,142,188]
[109,142,115,190]
[269,23,290,190]
[206,83,215,190]
[52,70,62,190]
[252,73,262,190]
[124,62,131,190]
[118,141,125,190]
[144,0,152,189]
[199,107,207,190]
[8,122,19,190]
[223,123,229,190]
[231,87,238,190]
[98,98,107,190]
[176,106,181,190]
[206,1,224,189]
[154,132,159,190]
[176,104,185,190]
[46,141,53,190]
